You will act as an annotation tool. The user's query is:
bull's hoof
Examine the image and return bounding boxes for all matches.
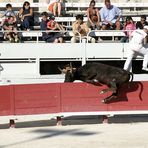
[100,90,105,94]
[101,99,107,104]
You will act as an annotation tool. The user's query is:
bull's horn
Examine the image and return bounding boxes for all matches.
[58,67,67,74]
[70,62,73,69]
[58,67,63,72]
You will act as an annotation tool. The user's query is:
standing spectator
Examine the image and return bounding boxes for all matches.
[3,16,19,42]
[0,3,16,27]
[120,16,136,43]
[123,26,148,72]
[100,0,121,30]
[71,14,95,43]
[136,15,148,29]
[18,1,34,30]
[86,0,101,30]
[48,0,63,17]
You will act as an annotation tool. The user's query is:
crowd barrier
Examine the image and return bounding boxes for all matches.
[0,82,148,126]
[0,30,125,43]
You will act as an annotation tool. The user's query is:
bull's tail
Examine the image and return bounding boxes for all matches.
[127,72,134,89]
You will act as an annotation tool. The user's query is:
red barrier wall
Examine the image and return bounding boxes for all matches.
[60,83,107,112]
[60,82,148,112]
[0,86,14,116]
[0,82,148,117]
[14,83,61,115]
[108,81,148,111]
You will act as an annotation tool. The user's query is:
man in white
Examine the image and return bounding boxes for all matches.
[124,26,148,71]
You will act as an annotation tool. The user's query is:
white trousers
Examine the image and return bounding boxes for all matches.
[124,46,148,71]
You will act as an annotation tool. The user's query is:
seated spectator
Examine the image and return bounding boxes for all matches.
[40,12,50,42]
[40,12,64,43]
[120,16,136,43]
[71,14,95,43]
[18,1,34,30]
[136,15,148,29]
[86,0,101,30]
[3,16,19,42]
[100,0,121,30]
[48,0,63,17]
[0,3,16,27]
[47,14,65,43]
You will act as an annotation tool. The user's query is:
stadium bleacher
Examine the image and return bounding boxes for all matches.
[0,0,148,43]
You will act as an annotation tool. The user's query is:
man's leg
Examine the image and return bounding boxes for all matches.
[53,2,58,16]
[138,47,148,70]
[57,2,62,16]
[124,50,135,71]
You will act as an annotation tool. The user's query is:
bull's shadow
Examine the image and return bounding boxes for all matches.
[104,81,143,104]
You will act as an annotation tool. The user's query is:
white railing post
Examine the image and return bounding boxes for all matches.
[82,38,86,66]
[36,58,40,77]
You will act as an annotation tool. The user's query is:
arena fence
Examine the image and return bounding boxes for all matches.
[0,81,148,127]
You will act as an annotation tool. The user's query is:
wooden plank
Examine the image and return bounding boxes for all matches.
[14,83,61,115]
[0,86,14,116]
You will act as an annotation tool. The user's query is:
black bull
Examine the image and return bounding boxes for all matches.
[60,62,133,103]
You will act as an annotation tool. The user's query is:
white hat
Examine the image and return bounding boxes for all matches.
[144,25,148,30]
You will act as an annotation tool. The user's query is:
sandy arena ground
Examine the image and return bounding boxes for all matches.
[0,115,148,148]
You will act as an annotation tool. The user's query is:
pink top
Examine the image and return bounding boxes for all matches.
[124,23,136,37]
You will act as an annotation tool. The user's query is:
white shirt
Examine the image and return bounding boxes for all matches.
[130,29,147,45]
[129,29,147,51]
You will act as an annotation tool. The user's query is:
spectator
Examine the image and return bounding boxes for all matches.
[40,12,64,43]
[100,0,121,30]
[71,14,95,43]
[18,1,34,30]
[47,14,65,43]
[3,16,19,42]
[48,0,63,17]
[136,15,148,29]
[120,16,136,43]
[40,12,51,42]
[0,3,16,27]
[86,0,101,30]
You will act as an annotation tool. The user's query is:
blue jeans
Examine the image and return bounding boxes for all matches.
[21,16,34,30]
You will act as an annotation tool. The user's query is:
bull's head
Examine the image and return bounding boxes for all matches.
[58,63,76,82]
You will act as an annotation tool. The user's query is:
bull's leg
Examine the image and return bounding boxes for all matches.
[86,79,102,86]
[100,88,116,94]
[100,80,117,94]
[102,92,118,104]
[85,73,97,81]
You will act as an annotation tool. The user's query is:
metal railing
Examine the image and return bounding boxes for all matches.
[0,29,136,43]
[0,30,82,43]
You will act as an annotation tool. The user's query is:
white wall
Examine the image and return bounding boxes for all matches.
[0,42,147,81]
